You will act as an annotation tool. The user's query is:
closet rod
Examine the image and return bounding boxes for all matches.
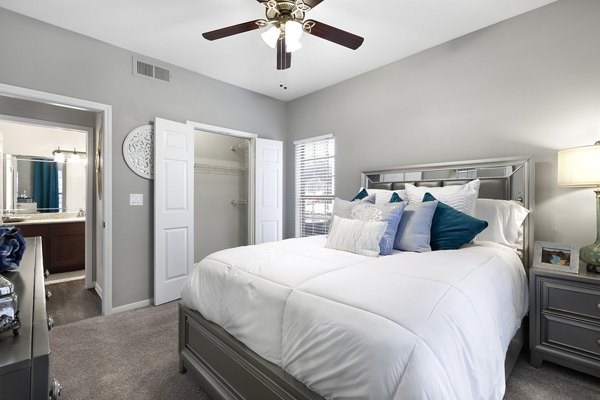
[230,142,249,152]
[194,163,246,172]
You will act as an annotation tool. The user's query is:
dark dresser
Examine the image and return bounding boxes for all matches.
[530,264,600,377]
[0,237,60,399]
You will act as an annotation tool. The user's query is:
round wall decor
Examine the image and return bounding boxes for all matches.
[123,124,154,179]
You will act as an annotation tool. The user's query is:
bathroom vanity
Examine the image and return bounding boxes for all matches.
[15,219,85,274]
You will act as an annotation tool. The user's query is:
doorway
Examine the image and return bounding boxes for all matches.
[0,117,100,324]
[0,83,113,315]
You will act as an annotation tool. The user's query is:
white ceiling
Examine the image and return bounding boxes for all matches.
[0,0,557,101]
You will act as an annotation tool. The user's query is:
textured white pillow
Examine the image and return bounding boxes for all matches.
[405,179,480,216]
[475,199,529,248]
[332,195,376,220]
[326,216,387,257]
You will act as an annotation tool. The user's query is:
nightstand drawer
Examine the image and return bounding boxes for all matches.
[542,313,600,359]
[542,279,600,321]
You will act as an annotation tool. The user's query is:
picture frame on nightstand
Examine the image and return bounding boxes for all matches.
[533,241,580,273]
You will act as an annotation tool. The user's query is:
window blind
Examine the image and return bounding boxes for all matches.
[295,135,335,237]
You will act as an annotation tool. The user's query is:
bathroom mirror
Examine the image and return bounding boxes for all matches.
[2,154,86,214]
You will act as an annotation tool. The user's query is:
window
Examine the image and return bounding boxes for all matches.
[295,134,335,237]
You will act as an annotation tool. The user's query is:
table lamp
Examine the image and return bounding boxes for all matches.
[558,142,600,272]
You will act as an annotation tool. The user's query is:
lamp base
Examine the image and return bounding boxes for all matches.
[586,264,600,274]
[580,241,600,273]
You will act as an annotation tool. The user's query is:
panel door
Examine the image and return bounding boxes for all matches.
[254,138,283,244]
[154,118,194,305]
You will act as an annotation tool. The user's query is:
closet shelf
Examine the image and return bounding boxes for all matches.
[231,199,248,206]
[194,163,246,175]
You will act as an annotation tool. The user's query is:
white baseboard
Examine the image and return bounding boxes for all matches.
[94,282,103,299]
[111,298,153,314]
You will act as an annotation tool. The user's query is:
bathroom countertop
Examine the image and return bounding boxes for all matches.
[2,217,85,226]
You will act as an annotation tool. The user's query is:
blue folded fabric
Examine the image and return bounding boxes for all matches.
[0,227,26,272]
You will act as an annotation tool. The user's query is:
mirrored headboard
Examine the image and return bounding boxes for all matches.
[361,156,535,267]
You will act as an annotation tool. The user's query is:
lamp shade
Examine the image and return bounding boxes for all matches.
[558,143,600,187]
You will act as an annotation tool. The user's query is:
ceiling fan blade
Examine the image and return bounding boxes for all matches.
[303,0,326,9]
[277,38,292,70]
[202,20,263,41]
[304,19,364,50]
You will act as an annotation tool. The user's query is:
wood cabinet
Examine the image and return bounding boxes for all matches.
[17,221,85,274]
[529,265,600,377]
[0,238,58,399]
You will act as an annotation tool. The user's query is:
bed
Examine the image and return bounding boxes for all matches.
[178,156,535,400]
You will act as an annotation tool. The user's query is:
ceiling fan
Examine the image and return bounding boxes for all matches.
[202,0,364,70]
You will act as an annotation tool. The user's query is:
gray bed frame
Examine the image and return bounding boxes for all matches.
[179,156,535,400]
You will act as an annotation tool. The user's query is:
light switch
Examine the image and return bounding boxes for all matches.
[130,193,143,206]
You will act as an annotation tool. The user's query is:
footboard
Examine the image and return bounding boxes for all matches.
[179,304,526,399]
[178,304,322,400]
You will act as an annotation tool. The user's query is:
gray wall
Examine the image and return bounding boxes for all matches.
[286,0,600,250]
[0,9,287,308]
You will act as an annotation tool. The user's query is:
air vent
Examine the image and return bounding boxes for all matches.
[132,57,171,83]
[154,66,171,82]
[136,60,154,78]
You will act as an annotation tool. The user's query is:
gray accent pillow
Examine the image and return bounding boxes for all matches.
[393,200,438,252]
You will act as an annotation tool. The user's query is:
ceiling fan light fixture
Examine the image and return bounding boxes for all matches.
[261,26,280,48]
[285,21,303,52]
[285,38,302,53]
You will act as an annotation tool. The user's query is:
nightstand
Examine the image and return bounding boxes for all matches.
[529,263,600,377]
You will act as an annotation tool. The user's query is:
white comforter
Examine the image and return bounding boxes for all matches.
[181,236,528,400]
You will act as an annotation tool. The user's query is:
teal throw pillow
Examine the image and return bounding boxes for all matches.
[423,193,488,251]
[352,188,369,201]
[389,192,403,203]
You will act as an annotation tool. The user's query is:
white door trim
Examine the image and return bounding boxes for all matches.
[186,120,258,139]
[0,113,94,290]
[0,82,114,315]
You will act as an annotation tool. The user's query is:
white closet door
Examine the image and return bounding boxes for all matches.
[154,118,194,305]
[254,138,283,244]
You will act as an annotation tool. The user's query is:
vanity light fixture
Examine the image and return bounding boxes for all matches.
[68,148,81,164]
[51,147,86,164]
[52,147,65,163]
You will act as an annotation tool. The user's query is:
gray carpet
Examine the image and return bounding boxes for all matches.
[46,278,102,326]
[51,302,600,400]
[50,301,210,400]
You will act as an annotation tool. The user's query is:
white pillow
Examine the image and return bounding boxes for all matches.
[405,179,480,216]
[366,188,408,204]
[475,199,529,248]
[326,216,387,257]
